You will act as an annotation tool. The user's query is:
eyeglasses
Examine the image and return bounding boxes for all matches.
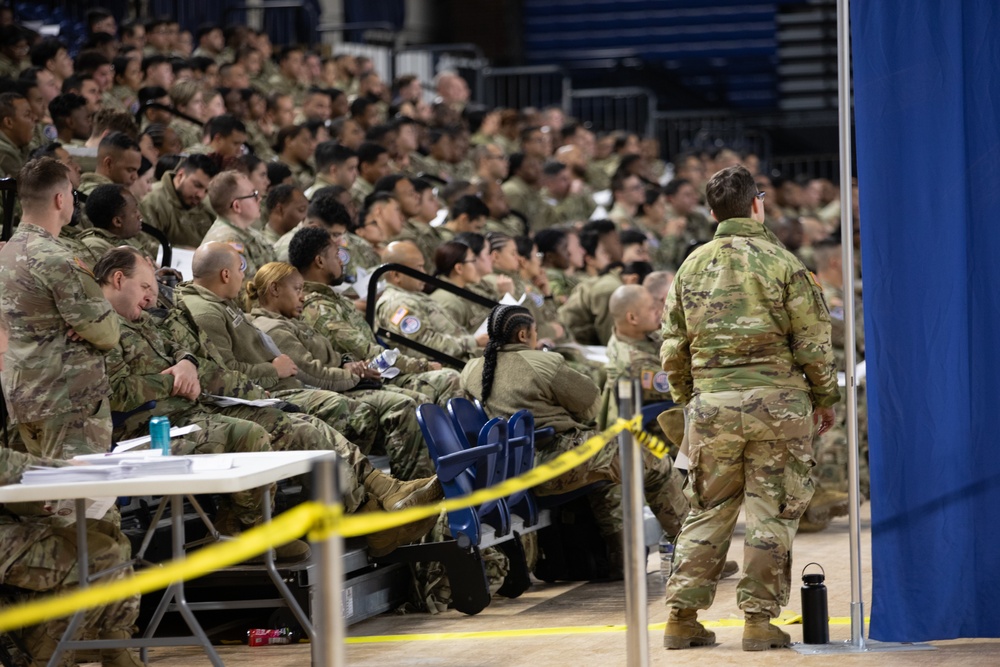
[459,258,478,264]
[755,191,766,201]
[231,190,259,207]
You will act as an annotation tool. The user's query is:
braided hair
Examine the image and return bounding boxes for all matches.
[480,304,535,404]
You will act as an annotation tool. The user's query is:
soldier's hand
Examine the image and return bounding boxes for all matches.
[162,360,201,401]
[665,216,687,236]
[814,406,836,435]
[427,362,442,370]
[475,332,491,347]
[272,354,298,378]
[494,275,515,297]
[66,328,83,342]
[345,360,380,379]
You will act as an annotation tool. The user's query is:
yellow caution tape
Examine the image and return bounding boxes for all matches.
[0,417,666,632]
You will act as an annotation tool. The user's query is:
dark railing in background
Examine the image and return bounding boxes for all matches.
[571,87,657,138]
[478,65,571,113]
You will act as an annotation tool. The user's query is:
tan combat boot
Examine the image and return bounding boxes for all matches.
[98,630,144,667]
[363,471,443,558]
[721,560,740,579]
[663,608,716,649]
[742,612,791,651]
[804,489,850,524]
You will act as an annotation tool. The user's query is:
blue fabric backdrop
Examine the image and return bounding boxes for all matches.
[852,0,1000,642]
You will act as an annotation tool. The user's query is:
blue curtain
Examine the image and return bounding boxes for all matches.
[853,0,1000,642]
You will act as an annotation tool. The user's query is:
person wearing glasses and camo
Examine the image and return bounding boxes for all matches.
[200,170,275,280]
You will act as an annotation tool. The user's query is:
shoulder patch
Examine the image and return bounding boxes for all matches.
[529,291,544,307]
[640,370,654,390]
[73,257,94,277]
[228,242,244,253]
[400,315,421,335]
[337,247,351,265]
[829,306,845,321]
[390,306,408,326]
[43,124,57,140]
[652,371,670,393]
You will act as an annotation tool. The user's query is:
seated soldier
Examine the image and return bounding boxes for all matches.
[461,305,688,578]
[289,226,463,406]
[274,124,316,191]
[435,193,488,244]
[140,152,219,247]
[200,169,276,279]
[558,219,625,345]
[352,191,403,264]
[261,183,308,246]
[305,141,358,200]
[78,130,143,205]
[76,183,154,264]
[394,177,445,273]
[246,261,435,481]
[376,240,488,363]
[349,142,390,211]
[0,92,33,177]
[184,114,248,160]
[536,227,585,306]
[48,92,91,146]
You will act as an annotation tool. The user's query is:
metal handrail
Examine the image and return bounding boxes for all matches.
[0,177,16,243]
[364,262,496,369]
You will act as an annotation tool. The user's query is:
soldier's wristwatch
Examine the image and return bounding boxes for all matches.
[180,354,199,368]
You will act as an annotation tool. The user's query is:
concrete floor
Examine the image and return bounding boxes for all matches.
[146,504,1000,665]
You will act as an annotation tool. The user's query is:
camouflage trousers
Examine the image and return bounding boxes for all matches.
[812,385,869,498]
[210,404,371,513]
[391,368,463,407]
[665,388,816,618]
[274,388,379,454]
[19,398,112,460]
[535,429,688,538]
[0,517,139,666]
[344,386,434,481]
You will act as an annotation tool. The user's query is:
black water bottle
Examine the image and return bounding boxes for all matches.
[801,562,829,644]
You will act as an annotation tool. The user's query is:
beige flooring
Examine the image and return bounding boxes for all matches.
[147,503,1000,666]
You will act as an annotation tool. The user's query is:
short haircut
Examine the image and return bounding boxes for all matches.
[454,231,487,256]
[27,142,64,161]
[99,131,142,155]
[534,227,567,255]
[141,54,171,74]
[49,93,87,125]
[277,45,302,63]
[94,246,145,285]
[705,165,757,222]
[608,284,648,321]
[189,56,216,74]
[17,157,70,206]
[349,97,373,118]
[357,192,395,229]
[513,235,534,259]
[74,50,110,75]
[274,124,308,153]
[288,225,335,271]
[314,141,356,172]
[204,114,246,140]
[169,79,201,108]
[355,142,387,167]
[579,219,617,258]
[450,194,488,222]
[265,183,298,213]
[0,92,24,121]
[542,160,566,178]
[155,154,182,180]
[85,183,131,230]
[112,56,133,83]
[663,178,690,197]
[207,170,244,214]
[620,228,648,248]
[266,161,292,186]
[411,177,433,195]
[178,153,221,179]
[508,152,526,176]
[92,108,140,139]
[307,192,352,228]
[373,173,408,195]
[86,8,113,29]
[29,37,66,68]
[196,23,220,41]
[621,261,654,283]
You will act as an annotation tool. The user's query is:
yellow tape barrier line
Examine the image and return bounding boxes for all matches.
[0,501,329,633]
[0,417,660,632]
[344,617,874,643]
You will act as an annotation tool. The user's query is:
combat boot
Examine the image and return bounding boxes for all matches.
[215,511,312,563]
[364,469,443,511]
[99,630,144,667]
[742,612,791,651]
[663,608,716,649]
[804,489,849,525]
[721,560,740,579]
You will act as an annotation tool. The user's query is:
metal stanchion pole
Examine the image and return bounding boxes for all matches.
[618,378,649,667]
[311,455,346,667]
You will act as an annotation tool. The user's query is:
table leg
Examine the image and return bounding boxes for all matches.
[47,499,91,667]
[261,489,315,639]
[311,456,345,667]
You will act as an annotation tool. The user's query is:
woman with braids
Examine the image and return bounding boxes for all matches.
[245,261,436,480]
[430,240,492,333]
[461,304,689,578]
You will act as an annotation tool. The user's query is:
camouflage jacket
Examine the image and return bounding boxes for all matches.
[349,177,374,212]
[482,271,565,342]
[304,174,338,201]
[605,330,673,405]
[201,217,276,279]
[0,224,119,422]
[429,278,490,334]
[461,343,600,433]
[169,118,202,152]
[540,190,596,229]
[376,284,479,362]
[393,219,443,274]
[174,282,301,392]
[0,129,25,178]
[102,85,136,114]
[75,226,159,268]
[343,232,382,275]
[300,280,432,375]
[660,217,840,408]
[249,306,359,392]
[558,268,623,346]
[502,177,545,231]
[545,267,580,306]
[285,159,316,192]
[407,152,453,182]
[140,171,215,248]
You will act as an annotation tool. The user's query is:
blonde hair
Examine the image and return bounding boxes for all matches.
[244,261,297,310]
[170,79,202,109]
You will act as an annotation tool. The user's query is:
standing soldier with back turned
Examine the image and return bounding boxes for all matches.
[659,165,839,652]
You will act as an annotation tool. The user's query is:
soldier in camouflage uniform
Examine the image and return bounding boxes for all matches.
[501,154,545,231]
[289,227,463,406]
[139,155,219,248]
[461,305,688,576]
[200,171,276,280]
[0,159,120,460]
[76,184,159,266]
[659,166,840,651]
[376,241,487,363]
[0,92,32,177]
[558,220,625,345]
[247,262,436,481]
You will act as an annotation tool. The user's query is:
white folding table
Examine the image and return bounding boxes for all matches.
[0,450,340,667]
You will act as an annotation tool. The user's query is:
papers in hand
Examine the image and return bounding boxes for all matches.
[474,293,527,337]
[333,266,385,298]
[113,424,203,452]
[204,395,283,408]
